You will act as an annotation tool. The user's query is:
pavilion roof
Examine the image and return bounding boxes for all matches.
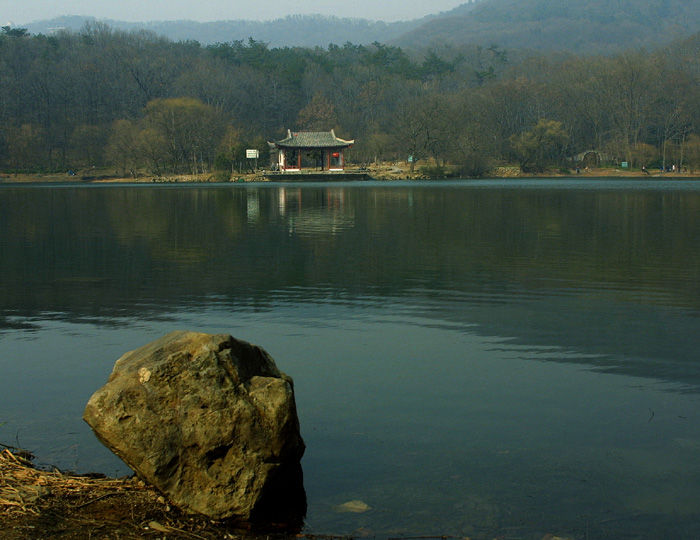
[273,129,354,149]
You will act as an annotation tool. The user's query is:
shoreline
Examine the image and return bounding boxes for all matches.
[0,447,302,540]
[2,167,700,184]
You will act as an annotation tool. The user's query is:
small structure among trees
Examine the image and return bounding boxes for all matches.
[573,150,614,169]
[269,130,354,172]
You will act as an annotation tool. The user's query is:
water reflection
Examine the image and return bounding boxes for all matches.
[1,181,700,538]
[1,182,700,375]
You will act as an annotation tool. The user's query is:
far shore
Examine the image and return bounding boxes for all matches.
[2,164,700,184]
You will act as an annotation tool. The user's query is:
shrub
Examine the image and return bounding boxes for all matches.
[419,164,449,178]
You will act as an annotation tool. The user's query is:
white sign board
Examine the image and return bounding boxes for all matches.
[246,149,259,159]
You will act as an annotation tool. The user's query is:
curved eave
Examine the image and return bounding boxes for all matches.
[274,141,354,150]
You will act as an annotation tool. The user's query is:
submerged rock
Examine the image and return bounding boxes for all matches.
[335,500,372,513]
[83,331,306,522]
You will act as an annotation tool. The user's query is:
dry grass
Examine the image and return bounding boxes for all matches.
[1,448,145,515]
[0,448,302,540]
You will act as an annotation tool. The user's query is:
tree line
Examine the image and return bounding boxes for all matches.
[2,22,700,177]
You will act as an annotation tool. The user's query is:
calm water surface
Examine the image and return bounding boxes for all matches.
[1,179,700,539]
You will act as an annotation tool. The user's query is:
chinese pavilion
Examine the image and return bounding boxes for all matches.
[270,130,354,172]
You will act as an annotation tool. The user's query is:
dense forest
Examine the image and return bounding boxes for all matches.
[2,21,700,178]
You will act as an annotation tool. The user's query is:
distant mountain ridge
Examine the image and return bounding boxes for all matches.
[391,0,700,54]
[22,14,425,48]
[19,0,700,54]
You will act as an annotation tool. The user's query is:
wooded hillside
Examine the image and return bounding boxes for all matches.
[393,0,700,54]
[2,21,700,177]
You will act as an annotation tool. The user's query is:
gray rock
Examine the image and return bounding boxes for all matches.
[83,331,306,522]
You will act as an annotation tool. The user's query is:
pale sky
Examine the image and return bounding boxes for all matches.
[3,0,468,25]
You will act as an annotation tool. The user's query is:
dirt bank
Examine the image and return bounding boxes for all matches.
[2,166,699,184]
[0,448,300,540]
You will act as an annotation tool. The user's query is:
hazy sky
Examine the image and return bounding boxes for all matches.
[4,0,468,25]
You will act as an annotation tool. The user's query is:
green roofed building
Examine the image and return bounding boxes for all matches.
[270,130,354,172]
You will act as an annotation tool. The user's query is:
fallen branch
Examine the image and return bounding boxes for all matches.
[71,491,127,509]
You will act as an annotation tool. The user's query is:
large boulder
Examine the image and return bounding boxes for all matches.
[83,331,306,522]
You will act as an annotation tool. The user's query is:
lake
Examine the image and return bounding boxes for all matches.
[1,179,700,539]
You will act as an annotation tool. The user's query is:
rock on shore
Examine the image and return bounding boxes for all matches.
[83,331,306,522]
